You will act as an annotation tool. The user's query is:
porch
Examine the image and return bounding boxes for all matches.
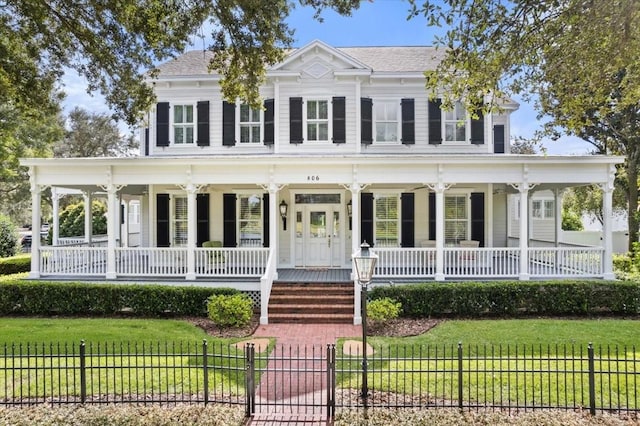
[33,244,606,281]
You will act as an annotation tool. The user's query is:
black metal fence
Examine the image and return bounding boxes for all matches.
[1,341,638,419]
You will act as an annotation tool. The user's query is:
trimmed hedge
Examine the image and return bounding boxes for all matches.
[369,280,640,318]
[0,279,238,317]
[0,255,31,275]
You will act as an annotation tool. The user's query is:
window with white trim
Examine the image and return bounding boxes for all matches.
[239,194,262,247]
[532,199,555,219]
[445,194,469,245]
[306,99,329,142]
[374,100,399,143]
[443,101,467,143]
[172,196,188,246]
[128,201,140,225]
[173,105,194,144]
[375,194,399,247]
[239,104,261,144]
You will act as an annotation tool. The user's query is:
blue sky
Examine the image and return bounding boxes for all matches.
[62,0,592,155]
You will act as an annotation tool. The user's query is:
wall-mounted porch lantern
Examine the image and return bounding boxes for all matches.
[279,200,288,230]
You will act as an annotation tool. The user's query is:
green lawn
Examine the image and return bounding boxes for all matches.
[0,317,213,346]
[370,318,640,350]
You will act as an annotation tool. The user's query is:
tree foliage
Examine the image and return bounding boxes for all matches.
[55,108,137,158]
[0,214,19,258]
[411,0,639,249]
[3,0,363,126]
[57,201,107,239]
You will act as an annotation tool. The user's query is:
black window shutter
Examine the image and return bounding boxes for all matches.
[156,102,170,147]
[263,99,274,146]
[144,128,149,156]
[470,110,485,144]
[361,193,374,247]
[401,98,415,145]
[361,98,373,145]
[196,194,210,247]
[289,97,303,144]
[493,124,505,153]
[428,192,436,240]
[223,193,236,247]
[222,101,236,146]
[428,99,442,145]
[401,193,415,247]
[332,96,346,144]
[262,193,270,247]
[156,194,170,247]
[470,192,485,247]
[196,101,210,147]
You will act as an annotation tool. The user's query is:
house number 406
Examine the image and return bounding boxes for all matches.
[307,175,320,181]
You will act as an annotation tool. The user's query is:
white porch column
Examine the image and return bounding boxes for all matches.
[518,184,530,280]
[554,189,563,247]
[52,188,60,246]
[105,185,117,279]
[349,183,362,325]
[29,180,42,279]
[186,184,197,280]
[602,182,615,279]
[83,191,93,246]
[434,186,445,281]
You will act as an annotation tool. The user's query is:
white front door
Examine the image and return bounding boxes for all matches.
[295,201,343,267]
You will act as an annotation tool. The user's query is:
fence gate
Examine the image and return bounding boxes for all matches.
[245,343,336,421]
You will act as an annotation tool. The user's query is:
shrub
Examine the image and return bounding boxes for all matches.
[0,255,31,275]
[561,209,583,231]
[0,279,238,317]
[52,200,107,243]
[207,294,253,327]
[367,297,401,322]
[369,280,640,318]
[0,214,19,258]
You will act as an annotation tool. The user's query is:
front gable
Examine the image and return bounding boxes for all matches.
[269,39,371,79]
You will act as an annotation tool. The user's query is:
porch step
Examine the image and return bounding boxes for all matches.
[268,282,354,324]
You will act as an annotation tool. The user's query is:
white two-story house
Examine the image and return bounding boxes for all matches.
[21,40,622,324]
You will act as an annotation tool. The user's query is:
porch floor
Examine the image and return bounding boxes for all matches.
[276,268,352,283]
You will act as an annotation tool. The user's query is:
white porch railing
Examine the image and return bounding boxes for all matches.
[444,247,520,278]
[57,235,108,247]
[116,247,188,277]
[195,247,269,277]
[260,249,278,324]
[40,247,107,276]
[528,247,604,277]
[373,246,603,279]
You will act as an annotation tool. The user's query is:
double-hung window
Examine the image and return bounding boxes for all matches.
[375,100,399,143]
[172,196,188,246]
[375,194,399,247]
[445,194,468,245]
[306,100,329,142]
[532,199,555,219]
[173,105,194,144]
[443,101,467,143]
[239,194,263,247]
[239,104,261,144]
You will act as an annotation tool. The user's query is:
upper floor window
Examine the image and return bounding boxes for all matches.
[375,194,399,247]
[444,101,467,143]
[173,105,194,144]
[375,100,399,143]
[239,104,261,144]
[239,194,263,247]
[306,100,329,142]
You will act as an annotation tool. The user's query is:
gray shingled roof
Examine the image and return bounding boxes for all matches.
[156,45,444,77]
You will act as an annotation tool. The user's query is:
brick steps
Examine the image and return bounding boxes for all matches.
[268,282,354,324]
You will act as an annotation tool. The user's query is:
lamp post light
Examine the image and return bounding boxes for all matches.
[279,200,288,230]
[353,241,377,410]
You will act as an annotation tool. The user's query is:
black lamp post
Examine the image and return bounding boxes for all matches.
[353,241,377,410]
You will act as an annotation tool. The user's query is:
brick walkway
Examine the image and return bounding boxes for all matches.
[245,323,362,426]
